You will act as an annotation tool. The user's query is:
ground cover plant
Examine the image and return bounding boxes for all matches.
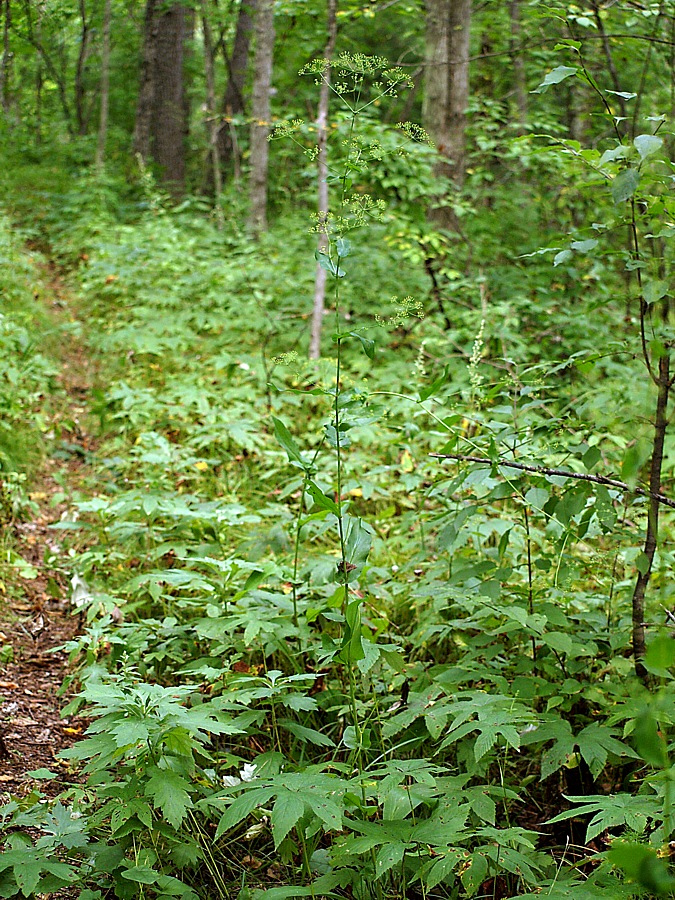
[1,2,675,899]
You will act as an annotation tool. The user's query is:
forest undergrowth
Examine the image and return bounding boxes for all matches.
[0,55,674,900]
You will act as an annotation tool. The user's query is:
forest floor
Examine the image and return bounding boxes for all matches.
[0,262,94,800]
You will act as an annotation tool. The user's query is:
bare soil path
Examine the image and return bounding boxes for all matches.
[0,260,96,800]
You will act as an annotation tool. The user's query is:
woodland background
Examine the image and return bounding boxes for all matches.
[0,1,674,899]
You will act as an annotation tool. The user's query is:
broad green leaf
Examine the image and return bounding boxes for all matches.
[425,851,463,889]
[122,865,160,885]
[576,724,638,779]
[634,134,663,160]
[336,237,351,257]
[644,280,668,306]
[570,239,598,252]
[533,65,577,93]
[305,480,340,515]
[419,365,451,401]
[280,720,335,748]
[553,249,572,267]
[145,769,192,828]
[312,796,343,831]
[609,842,675,893]
[375,842,407,879]
[632,708,668,768]
[315,250,345,277]
[271,790,305,847]
[13,856,43,895]
[349,331,375,359]
[215,787,275,838]
[272,417,306,468]
[645,634,675,671]
[612,168,640,203]
[599,145,629,166]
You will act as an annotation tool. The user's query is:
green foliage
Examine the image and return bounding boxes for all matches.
[3,6,675,898]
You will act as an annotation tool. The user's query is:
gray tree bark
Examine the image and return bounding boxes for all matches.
[218,0,256,175]
[247,0,275,235]
[133,0,159,161]
[152,4,187,191]
[134,1,188,194]
[202,0,223,223]
[423,0,471,230]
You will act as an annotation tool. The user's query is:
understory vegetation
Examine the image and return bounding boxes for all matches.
[1,16,675,900]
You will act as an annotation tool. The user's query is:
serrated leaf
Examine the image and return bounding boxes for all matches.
[375,842,407,879]
[215,787,275,839]
[305,480,340,515]
[145,769,192,828]
[612,168,640,204]
[13,856,43,895]
[425,852,462,889]
[312,796,343,831]
[122,865,160,884]
[281,720,335,747]
[271,790,306,848]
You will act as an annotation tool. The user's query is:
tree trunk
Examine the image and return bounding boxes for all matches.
[247,0,275,236]
[423,0,471,230]
[218,0,256,175]
[75,0,92,135]
[0,0,11,115]
[133,0,159,161]
[202,0,223,222]
[20,0,72,130]
[95,0,112,167]
[508,0,527,131]
[309,0,338,360]
[151,4,187,192]
[134,0,187,193]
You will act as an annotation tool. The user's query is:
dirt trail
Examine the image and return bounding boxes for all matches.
[0,263,95,798]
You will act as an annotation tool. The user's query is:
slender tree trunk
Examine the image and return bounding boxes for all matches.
[247,0,275,236]
[0,0,11,115]
[133,0,159,160]
[95,0,111,168]
[218,0,255,174]
[21,0,72,130]
[423,0,471,230]
[632,346,670,683]
[589,0,626,125]
[309,0,338,360]
[202,0,224,223]
[508,0,527,131]
[75,0,92,135]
